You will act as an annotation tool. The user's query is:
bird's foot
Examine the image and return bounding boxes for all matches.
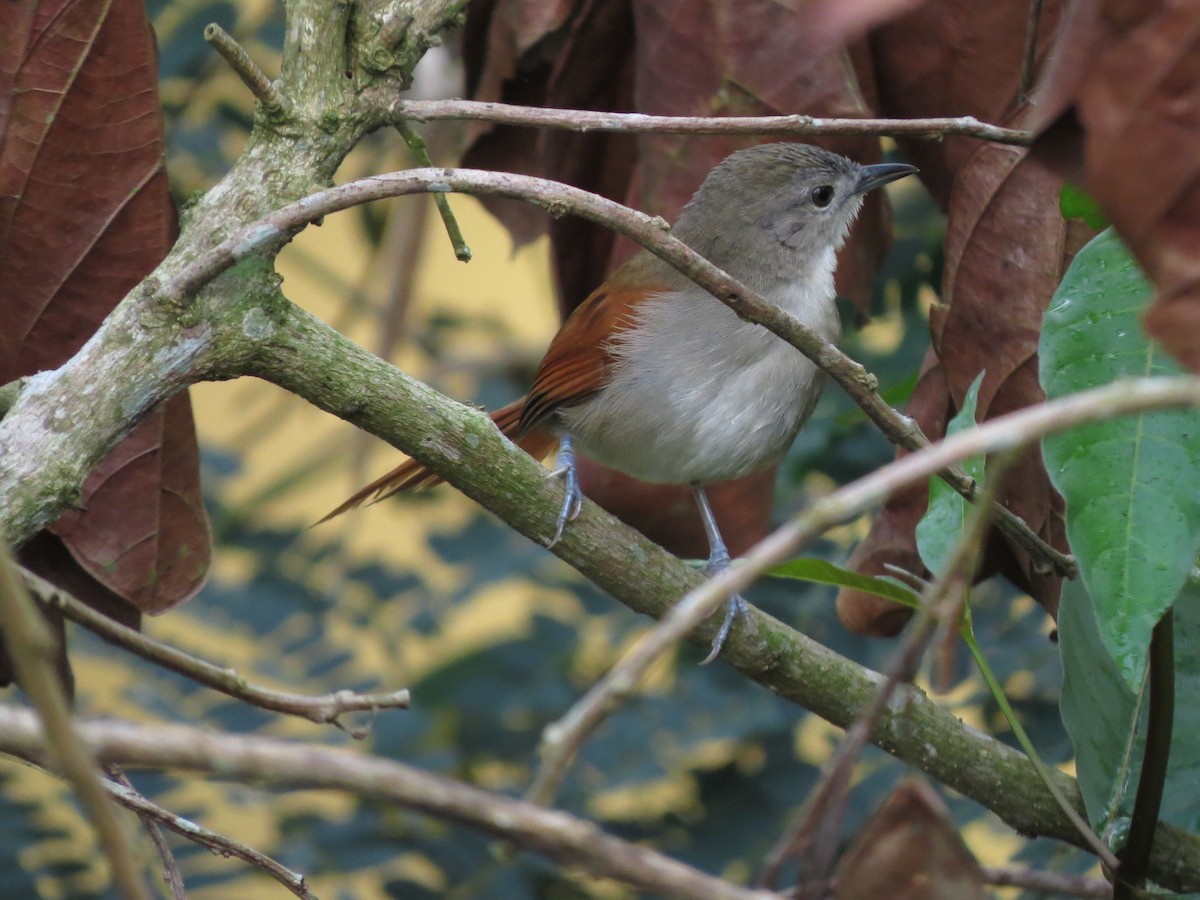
[547,435,583,548]
[698,545,750,665]
[700,594,750,665]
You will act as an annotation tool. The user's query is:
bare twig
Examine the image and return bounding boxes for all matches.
[983,865,1112,898]
[20,566,409,735]
[1116,610,1175,897]
[391,99,1034,146]
[0,705,780,900]
[103,775,315,900]
[0,546,150,900]
[524,377,1200,809]
[148,166,1073,580]
[396,121,471,261]
[204,24,288,117]
[107,767,186,900]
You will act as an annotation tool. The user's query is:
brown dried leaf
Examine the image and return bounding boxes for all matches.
[1033,1,1200,371]
[871,0,1065,206]
[800,0,929,51]
[0,0,211,617]
[49,393,211,614]
[462,0,636,254]
[833,779,986,900]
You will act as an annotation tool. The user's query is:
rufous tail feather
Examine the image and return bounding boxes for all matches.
[317,398,557,524]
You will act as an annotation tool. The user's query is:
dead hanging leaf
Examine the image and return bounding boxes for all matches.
[0,0,211,636]
[1031,1,1200,371]
[832,779,986,900]
[48,393,211,614]
[870,0,1066,207]
[798,0,930,51]
[462,0,637,258]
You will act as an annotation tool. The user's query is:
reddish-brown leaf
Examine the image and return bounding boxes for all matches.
[1033,1,1200,371]
[871,0,1065,207]
[833,779,987,900]
[0,0,211,619]
[49,393,211,614]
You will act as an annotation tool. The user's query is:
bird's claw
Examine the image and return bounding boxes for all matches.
[700,594,750,665]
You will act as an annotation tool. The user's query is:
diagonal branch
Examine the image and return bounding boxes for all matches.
[524,378,1200,817]
[249,285,1200,892]
[19,566,409,735]
[103,773,315,900]
[141,167,1073,579]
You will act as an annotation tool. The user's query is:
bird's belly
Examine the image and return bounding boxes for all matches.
[558,310,828,484]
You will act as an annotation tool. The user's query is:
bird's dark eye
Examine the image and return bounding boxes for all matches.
[811,185,835,208]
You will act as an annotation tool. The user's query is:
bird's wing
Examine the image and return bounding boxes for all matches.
[518,273,664,433]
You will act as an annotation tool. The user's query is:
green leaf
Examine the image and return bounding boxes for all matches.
[1059,182,1108,230]
[768,557,921,609]
[1060,573,1200,834]
[1039,228,1200,688]
[1058,578,1141,832]
[915,372,986,578]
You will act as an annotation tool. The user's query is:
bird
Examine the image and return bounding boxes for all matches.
[323,142,917,662]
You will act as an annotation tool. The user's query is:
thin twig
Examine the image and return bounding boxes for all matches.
[396,121,471,261]
[983,865,1112,898]
[523,377,1200,809]
[391,100,1034,146]
[152,166,1074,580]
[0,545,150,900]
[102,775,316,900]
[204,23,288,117]
[0,706,781,900]
[1115,610,1175,897]
[1019,0,1047,104]
[107,767,186,900]
[20,566,409,736]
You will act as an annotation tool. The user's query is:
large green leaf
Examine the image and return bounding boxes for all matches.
[916,372,986,578]
[1039,228,1200,689]
[1060,573,1200,835]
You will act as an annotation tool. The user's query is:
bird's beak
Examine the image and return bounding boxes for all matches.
[855,162,919,195]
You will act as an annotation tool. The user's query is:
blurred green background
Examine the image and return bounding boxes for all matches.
[0,3,1092,897]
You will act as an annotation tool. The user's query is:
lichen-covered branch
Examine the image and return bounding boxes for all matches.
[250,296,1200,891]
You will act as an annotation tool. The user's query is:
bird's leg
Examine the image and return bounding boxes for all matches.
[691,483,750,664]
[547,433,585,548]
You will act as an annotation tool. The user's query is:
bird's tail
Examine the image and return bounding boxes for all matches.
[317,398,557,523]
